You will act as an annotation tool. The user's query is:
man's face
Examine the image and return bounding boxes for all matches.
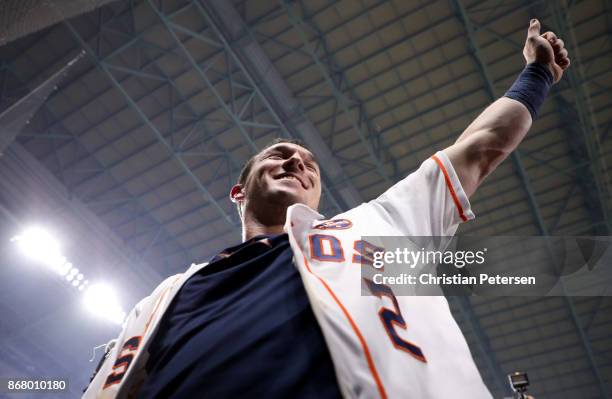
[237,143,322,213]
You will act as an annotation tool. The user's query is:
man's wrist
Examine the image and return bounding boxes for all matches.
[503,63,553,120]
[527,61,554,83]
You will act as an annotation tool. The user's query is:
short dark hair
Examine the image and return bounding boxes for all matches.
[237,138,314,186]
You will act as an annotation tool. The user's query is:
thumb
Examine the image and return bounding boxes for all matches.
[527,18,540,38]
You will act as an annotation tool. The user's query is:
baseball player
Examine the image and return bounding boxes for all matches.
[83,19,569,398]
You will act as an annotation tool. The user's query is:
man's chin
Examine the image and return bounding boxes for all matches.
[277,194,308,207]
[267,190,309,208]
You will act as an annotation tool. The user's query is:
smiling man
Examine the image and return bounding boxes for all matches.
[230,141,322,240]
[84,20,569,398]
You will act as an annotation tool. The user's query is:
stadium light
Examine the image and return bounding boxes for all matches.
[59,262,72,276]
[12,227,125,325]
[11,227,62,265]
[12,227,82,287]
[83,283,126,325]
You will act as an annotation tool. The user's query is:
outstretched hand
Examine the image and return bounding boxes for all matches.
[523,19,571,83]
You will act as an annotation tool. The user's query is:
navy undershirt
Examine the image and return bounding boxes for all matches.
[137,233,342,398]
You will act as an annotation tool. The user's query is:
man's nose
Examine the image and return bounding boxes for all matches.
[283,153,305,171]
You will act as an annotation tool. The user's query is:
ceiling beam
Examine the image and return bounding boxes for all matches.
[63,19,239,231]
[0,0,118,46]
[0,52,83,153]
[189,0,360,209]
[280,0,395,186]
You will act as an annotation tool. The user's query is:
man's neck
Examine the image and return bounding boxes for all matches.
[241,213,285,241]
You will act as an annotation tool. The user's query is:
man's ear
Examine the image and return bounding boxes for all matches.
[230,184,245,203]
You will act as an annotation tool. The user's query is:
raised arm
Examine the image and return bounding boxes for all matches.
[445,19,570,198]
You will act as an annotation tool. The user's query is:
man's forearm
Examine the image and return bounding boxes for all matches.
[449,61,553,194]
[455,97,532,155]
[444,98,533,197]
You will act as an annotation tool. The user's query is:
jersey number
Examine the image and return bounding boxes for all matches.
[103,336,141,389]
[310,235,426,362]
[363,278,426,362]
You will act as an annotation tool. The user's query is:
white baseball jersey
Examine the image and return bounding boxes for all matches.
[83,150,491,398]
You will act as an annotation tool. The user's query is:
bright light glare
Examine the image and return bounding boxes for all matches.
[83,284,126,325]
[11,226,97,299]
[48,256,66,272]
[12,227,62,266]
[59,262,72,276]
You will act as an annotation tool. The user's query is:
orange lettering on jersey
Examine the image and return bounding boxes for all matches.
[103,336,142,389]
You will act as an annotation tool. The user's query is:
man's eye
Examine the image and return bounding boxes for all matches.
[267,154,282,159]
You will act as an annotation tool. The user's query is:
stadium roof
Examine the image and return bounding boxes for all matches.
[0,0,610,397]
